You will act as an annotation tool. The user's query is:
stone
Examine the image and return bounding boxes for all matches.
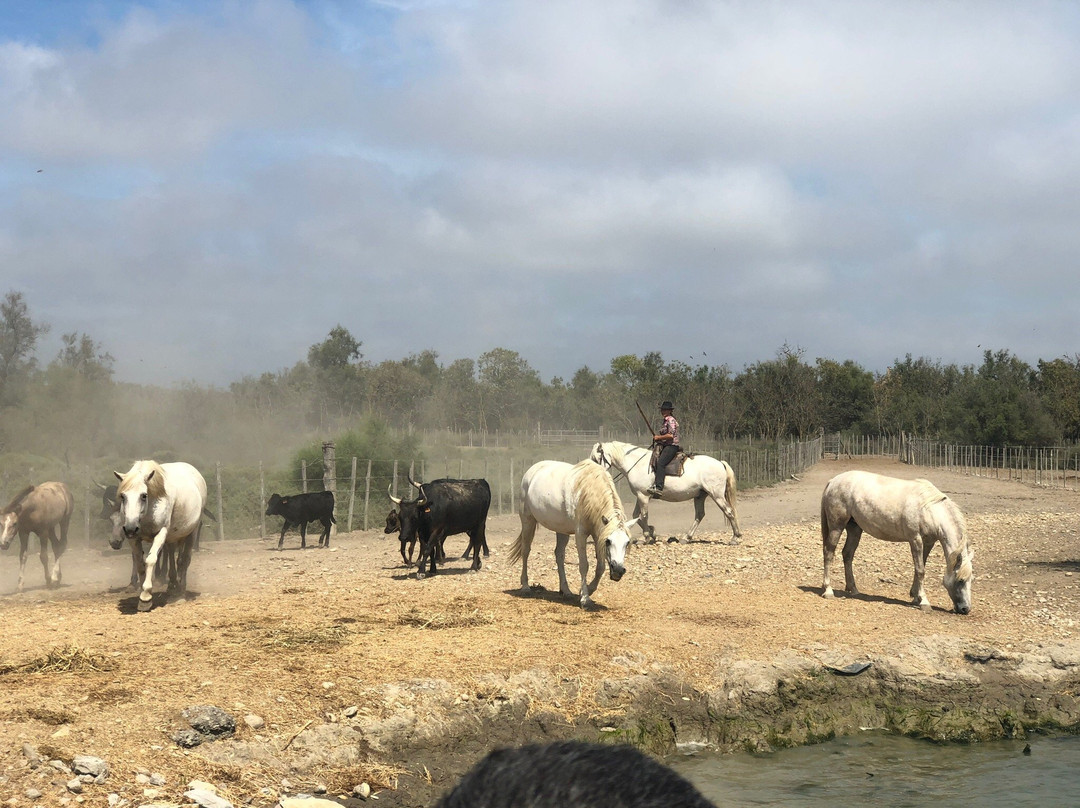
[73,755,109,784]
[149,773,166,786]
[243,713,265,730]
[354,782,372,799]
[22,744,42,767]
[184,787,234,808]
[172,729,204,748]
[66,779,83,794]
[180,706,236,739]
[343,705,359,718]
[25,789,42,800]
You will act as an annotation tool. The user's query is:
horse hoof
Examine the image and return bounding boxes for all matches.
[919,603,932,613]
[137,598,153,612]
[822,589,834,599]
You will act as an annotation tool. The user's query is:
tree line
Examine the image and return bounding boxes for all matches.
[2,290,1079,477]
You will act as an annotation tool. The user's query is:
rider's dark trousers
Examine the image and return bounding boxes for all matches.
[654,444,679,490]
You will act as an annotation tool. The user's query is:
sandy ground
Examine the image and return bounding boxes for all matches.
[1,455,1078,804]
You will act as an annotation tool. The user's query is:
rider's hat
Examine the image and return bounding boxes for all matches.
[659,401,674,411]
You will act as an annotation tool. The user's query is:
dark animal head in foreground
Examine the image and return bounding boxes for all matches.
[434,740,717,808]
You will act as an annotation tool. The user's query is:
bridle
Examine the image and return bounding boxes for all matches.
[595,443,649,483]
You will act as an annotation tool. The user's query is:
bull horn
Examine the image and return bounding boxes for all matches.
[387,485,402,505]
[94,480,108,491]
[408,474,424,491]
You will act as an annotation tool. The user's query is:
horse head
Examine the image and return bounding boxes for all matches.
[589,442,608,468]
[0,511,17,549]
[600,514,640,582]
[944,546,975,615]
[114,464,162,539]
[0,485,35,549]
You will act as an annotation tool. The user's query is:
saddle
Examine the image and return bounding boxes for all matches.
[650,446,689,477]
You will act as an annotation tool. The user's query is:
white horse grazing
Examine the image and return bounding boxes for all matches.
[820,470,974,614]
[589,441,741,544]
[114,460,207,612]
[509,460,639,608]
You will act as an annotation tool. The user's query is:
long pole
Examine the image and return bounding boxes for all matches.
[635,401,654,439]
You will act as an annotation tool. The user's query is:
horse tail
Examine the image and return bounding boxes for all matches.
[725,462,738,511]
[508,531,524,564]
[821,494,829,541]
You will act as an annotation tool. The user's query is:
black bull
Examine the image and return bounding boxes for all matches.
[265,490,336,549]
[387,477,491,578]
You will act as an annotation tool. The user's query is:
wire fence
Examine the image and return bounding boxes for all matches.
[25,431,1031,551]
[900,435,1080,490]
[0,433,834,549]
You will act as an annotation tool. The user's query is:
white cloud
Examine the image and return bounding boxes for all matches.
[3,0,1080,385]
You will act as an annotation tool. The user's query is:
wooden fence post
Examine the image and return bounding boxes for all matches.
[84,470,91,548]
[215,462,225,542]
[259,461,266,539]
[323,441,337,537]
[364,459,372,531]
[348,456,358,532]
[302,460,308,493]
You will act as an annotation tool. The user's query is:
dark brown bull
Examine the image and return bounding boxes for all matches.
[0,482,74,593]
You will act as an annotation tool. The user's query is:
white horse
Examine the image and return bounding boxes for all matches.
[508,460,639,608]
[820,470,974,614]
[589,441,741,544]
[114,460,207,612]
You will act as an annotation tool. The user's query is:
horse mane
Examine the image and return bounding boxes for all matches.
[117,460,168,499]
[917,479,973,582]
[606,442,629,467]
[571,460,626,544]
[2,484,34,514]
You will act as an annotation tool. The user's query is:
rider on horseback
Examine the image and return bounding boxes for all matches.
[646,401,679,498]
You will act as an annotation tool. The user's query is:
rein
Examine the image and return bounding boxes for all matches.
[598,443,650,483]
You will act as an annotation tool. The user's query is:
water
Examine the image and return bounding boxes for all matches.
[669,733,1080,807]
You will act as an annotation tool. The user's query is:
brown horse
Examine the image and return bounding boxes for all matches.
[0,482,74,593]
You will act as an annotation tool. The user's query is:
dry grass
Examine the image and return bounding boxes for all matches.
[397,605,496,630]
[259,623,353,651]
[0,644,116,675]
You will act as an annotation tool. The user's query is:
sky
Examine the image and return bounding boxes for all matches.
[2,0,1079,387]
